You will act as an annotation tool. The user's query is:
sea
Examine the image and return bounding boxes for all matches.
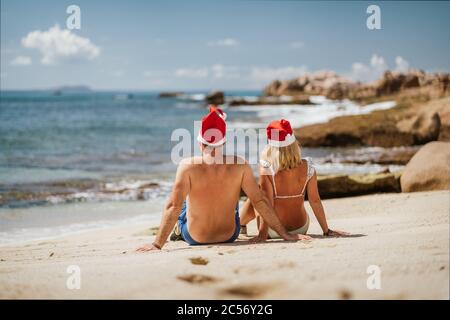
[0,90,401,244]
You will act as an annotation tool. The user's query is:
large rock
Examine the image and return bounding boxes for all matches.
[400,141,450,192]
[316,172,401,199]
[418,96,450,142]
[205,91,225,105]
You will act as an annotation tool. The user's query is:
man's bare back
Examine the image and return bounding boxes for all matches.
[183,155,245,243]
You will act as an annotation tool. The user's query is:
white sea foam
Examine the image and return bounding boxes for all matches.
[178,93,206,101]
[229,96,396,128]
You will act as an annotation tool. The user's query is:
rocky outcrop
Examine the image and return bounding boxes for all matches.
[417,96,450,142]
[400,141,450,192]
[316,172,401,199]
[263,71,357,100]
[206,91,225,105]
[263,70,450,102]
[320,146,419,165]
[295,102,442,147]
[396,111,441,144]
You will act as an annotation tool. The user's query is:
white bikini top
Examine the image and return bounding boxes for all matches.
[260,157,315,199]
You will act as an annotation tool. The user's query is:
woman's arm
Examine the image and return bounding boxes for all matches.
[306,171,349,236]
[306,172,328,233]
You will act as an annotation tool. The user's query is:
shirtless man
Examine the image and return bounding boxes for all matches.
[137,107,311,252]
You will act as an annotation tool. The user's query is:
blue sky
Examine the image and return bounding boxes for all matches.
[1,0,449,90]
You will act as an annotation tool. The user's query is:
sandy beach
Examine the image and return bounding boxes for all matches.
[0,190,448,299]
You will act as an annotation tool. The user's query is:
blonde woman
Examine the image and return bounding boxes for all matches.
[240,119,349,241]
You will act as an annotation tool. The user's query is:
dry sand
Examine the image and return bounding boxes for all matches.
[0,190,449,299]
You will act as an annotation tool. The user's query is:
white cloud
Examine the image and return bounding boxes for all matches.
[10,56,32,66]
[21,25,100,65]
[349,54,412,82]
[175,67,209,78]
[143,71,156,77]
[249,66,308,82]
[211,64,240,79]
[394,56,410,73]
[349,54,388,82]
[110,70,124,77]
[207,38,239,47]
[174,64,240,80]
[290,41,304,49]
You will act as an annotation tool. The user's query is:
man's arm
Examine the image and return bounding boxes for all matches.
[137,161,190,252]
[241,163,305,241]
[252,173,273,241]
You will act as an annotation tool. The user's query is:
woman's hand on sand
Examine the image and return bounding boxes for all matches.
[136,243,161,252]
[283,233,312,241]
[324,229,350,237]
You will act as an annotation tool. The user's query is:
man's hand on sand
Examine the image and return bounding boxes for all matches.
[283,233,312,241]
[136,243,161,252]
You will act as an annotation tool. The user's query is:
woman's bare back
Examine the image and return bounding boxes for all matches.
[262,159,314,230]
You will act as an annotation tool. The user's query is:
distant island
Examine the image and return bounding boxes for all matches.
[51,85,92,95]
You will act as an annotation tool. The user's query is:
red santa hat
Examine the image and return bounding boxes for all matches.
[266,119,296,147]
[197,105,227,147]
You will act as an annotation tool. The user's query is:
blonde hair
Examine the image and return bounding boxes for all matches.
[261,142,302,172]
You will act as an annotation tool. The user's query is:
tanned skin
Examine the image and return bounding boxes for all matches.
[137,145,311,252]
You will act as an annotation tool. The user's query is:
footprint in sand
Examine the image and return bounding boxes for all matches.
[338,289,353,300]
[133,227,159,237]
[233,266,261,275]
[220,283,274,298]
[177,274,220,284]
[189,256,209,265]
[277,261,296,268]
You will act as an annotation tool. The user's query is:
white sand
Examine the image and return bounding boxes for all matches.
[0,190,449,299]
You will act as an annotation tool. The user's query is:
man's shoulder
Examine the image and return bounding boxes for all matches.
[178,157,201,170]
[178,155,249,167]
[223,155,247,165]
